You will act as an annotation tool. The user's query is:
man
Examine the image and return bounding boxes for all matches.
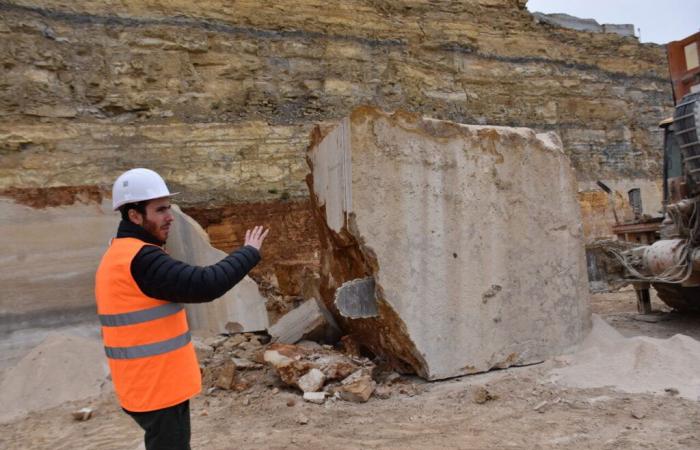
[95,168,268,450]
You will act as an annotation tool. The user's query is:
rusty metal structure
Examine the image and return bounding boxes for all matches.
[594,33,700,313]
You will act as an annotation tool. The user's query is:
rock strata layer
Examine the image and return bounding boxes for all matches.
[0,0,670,219]
[307,107,591,379]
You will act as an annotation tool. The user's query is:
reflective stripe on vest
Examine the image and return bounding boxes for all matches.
[99,303,184,327]
[104,330,192,359]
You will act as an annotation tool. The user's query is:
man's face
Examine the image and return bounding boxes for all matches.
[130,197,174,242]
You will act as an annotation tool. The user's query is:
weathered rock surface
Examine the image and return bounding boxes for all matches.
[166,205,269,333]
[307,107,591,380]
[0,197,117,322]
[0,0,673,247]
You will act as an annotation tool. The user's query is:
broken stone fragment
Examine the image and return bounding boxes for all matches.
[297,368,326,393]
[340,369,369,386]
[533,400,549,412]
[231,357,262,370]
[263,344,314,387]
[71,407,93,421]
[302,391,326,404]
[338,374,376,403]
[263,343,372,391]
[631,409,646,420]
[214,361,237,390]
[167,205,269,334]
[268,298,332,344]
[203,335,227,349]
[307,106,591,379]
[224,334,248,350]
[373,385,393,399]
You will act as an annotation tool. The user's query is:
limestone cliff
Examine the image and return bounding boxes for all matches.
[0,0,672,259]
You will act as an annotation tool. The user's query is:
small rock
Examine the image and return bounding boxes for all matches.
[286,399,296,407]
[472,386,495,404]
[398,384,418,397]
[246,336,263,348]
[206,387,217,395]
[232,379,251,392]
[533,400,548,412]
[215,361,237,390]
[631,409,646,420]
[384,372,401,384]
[200,410,209,416]
[272,387,280,394]
[243,397,251,406]
[340,369,365,386]
[296,340,322,350]
[298,368,326,393]
[296,414,309,425]
[373,385,393,399]
[204,336,227,349]
[71,407,93,421]
[338,374,376,403]
[232,357,262,370]
[223,334,248,351]
[664,387,679,396]
[192,338,214,362]
[303,391,326,404]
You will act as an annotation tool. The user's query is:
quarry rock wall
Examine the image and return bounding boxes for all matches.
[1,1,670,200]
[0,0,673,316]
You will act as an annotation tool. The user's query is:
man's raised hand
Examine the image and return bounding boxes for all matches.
[244,225,269,251]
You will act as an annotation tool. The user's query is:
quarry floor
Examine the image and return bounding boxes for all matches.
[2,291,700,450]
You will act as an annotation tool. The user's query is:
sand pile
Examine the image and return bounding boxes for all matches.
[0,333,111,423]
[550,315,700,400]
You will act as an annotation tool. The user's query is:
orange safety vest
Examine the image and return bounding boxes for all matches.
[95,237,201,412]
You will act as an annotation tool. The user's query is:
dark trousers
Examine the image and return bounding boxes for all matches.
[124,400,191,450]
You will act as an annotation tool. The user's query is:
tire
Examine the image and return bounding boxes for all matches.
[652,283,700,312]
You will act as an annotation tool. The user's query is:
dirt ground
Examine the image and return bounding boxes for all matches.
[2,289,700,450]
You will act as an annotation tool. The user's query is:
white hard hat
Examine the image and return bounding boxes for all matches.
[112,168,178,210]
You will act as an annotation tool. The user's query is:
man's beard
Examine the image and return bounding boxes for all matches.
[143,217,163,242]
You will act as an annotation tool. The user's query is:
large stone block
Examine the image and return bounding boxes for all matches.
[307,107,591,380]
[167,205,269,333]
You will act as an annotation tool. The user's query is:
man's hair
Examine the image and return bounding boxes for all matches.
[119,200,149,222]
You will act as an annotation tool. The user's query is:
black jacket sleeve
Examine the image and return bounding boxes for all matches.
[130,245,261,303]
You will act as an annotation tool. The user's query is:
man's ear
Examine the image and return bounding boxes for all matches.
[128,208,144,226]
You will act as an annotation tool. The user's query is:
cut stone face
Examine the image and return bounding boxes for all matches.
[307,107,591,380]
[334,277,378,319]
[167,205,269,333]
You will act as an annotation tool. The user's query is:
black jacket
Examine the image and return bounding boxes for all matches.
[116,220,260,303]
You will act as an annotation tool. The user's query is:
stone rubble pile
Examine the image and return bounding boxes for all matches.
[195,328,420,405]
